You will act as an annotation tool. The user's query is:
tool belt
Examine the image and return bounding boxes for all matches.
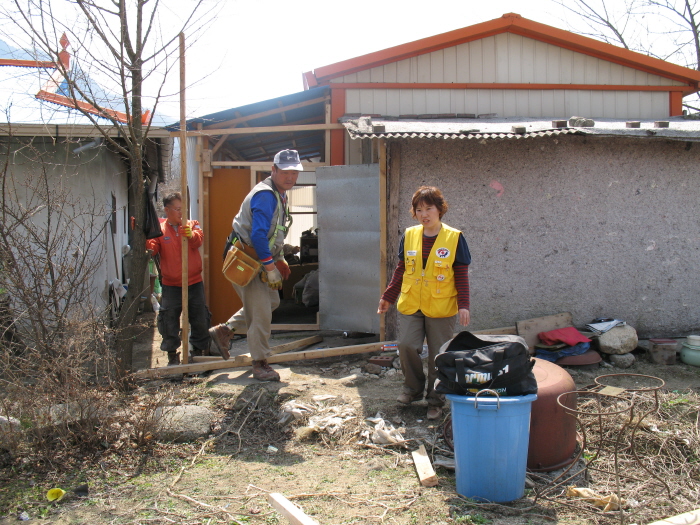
[222,231,262,287]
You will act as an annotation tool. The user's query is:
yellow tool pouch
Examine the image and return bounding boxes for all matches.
[222,243,261,287]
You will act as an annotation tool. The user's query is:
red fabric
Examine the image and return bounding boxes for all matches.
[146,219,203,287]
[538,326,591,346]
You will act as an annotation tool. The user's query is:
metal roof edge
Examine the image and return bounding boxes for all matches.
[0,122,171,138]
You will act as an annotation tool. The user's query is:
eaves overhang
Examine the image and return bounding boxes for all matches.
[304,13,700,93]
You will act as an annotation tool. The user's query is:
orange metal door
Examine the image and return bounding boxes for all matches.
[208,168,251,325]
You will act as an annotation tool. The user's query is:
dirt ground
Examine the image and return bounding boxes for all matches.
[2,312,699,525]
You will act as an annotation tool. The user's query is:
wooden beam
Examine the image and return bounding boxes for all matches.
[192,335,322,362]
[379,139,387,342]
[269,335,323,355]
[267,493,319,525]
[212,161,327,168]
[171,123,343,137]
[205,96,329,130]
[472,326,518,335]
[648,509,700,525]
[324,101,331,163]
[179,33,189,364]
[412,444,439,487]
[271,323,320,331]
[133,341,389,379]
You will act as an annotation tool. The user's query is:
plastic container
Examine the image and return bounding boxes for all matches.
[447,391,537,502]
[681,339,700,367]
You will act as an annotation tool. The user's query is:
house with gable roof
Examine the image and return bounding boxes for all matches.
[0,35,172,321]
[180,13,700,339]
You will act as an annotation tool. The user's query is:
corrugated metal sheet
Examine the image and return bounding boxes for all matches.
[341,116,700,142]
[316,164,380,334]
[331,34,683,86]
[173,87,330,164]
[347,128,579,140]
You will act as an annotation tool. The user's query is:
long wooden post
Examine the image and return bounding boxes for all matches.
[179,33,189,363]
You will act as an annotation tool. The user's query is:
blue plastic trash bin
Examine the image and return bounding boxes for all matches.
[447,390,537,502]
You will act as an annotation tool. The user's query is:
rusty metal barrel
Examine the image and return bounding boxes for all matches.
[527,358,577,471]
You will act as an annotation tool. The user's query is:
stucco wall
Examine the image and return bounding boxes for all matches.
[392,135,700,337]
[4,137,128,311]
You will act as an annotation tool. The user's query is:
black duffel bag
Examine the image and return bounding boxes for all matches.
[434,331,537,396]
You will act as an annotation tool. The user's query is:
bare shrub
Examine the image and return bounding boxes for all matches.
[0,132,126,464]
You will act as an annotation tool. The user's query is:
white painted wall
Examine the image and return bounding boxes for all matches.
[344,88,670,119]
[331,34,682,86]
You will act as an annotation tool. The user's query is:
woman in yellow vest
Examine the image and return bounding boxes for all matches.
[378,186,471,420]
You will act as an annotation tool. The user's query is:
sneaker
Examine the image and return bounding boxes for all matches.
[208,324,234,360]
[252,360,280,382]
[397,392,423,405]
[167,352,180,366]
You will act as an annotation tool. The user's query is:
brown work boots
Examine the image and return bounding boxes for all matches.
[252,359,280,382]
[208,324,234,359]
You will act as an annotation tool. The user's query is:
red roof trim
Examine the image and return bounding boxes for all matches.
[328,82,693,93]
[36,90,131,124]
[308,13,700,91]
[0,58,57,69]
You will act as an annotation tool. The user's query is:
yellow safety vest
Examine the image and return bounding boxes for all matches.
[397,224,460,318]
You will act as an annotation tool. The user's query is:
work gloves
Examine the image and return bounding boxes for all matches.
[275,259,291,280]
[182,224,193,238]
[265,267,283,290]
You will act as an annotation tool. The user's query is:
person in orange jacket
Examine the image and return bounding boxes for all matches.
[146,192,211,366]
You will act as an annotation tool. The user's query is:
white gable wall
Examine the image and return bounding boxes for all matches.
[333,34,681,119]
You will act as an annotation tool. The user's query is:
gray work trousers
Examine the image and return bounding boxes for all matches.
[398,310,456,407]
[226,274,280,361]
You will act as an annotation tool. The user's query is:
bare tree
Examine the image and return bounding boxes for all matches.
[554,0,700,112]
[0,0,210,380]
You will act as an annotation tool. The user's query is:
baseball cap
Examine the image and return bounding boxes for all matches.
[273,149,304,171]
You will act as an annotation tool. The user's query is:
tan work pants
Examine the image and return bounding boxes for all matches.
[226,274,280,361]
[398,311,456,406]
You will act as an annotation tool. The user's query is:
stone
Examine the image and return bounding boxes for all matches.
[364,363,382,375]
[597,325,638,355]
[568,116,595,127]
[609,353,635,368]
[0,416,20,434]
[154,405,214,443]
[393,357,402,369]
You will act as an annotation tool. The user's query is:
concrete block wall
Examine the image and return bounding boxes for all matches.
[392,135,700,337]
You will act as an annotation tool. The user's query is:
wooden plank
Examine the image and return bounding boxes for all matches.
[267,493,319,525]
[179,33,189,364]
[271,323,320,331]
[516,312,574,354]
[472,326,518,336]
[190,336,321,363]
[412,444,438,487]
[205,96,329,130]
[270,335,323,355]
[212,161,328,168]
[172,123,344,137]
[133,341,388,379]
[379,138,387,342]
[648,509,700,525]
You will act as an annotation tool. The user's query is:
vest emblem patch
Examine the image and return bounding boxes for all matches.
[436,247,450,258]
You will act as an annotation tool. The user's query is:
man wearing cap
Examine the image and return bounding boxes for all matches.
[208,149,301,381]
